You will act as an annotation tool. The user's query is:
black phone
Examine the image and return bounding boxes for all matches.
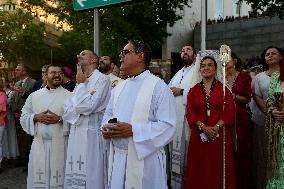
[108,118,117,123]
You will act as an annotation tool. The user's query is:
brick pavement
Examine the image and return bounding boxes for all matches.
[0,164,27,189]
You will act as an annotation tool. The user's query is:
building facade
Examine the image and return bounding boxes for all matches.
[162,0,251,59]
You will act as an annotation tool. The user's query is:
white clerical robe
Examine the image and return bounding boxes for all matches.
[103,70,176,189]
[20,86,71,189]
[63,69,111,189]
[109,73,124,88]
[168,64,195,189]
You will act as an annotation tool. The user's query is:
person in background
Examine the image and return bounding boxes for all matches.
[99,56,124,88]
[119,70,129,80]
[31,64,49,93]
[2,80,19,161]
[168,44,196,189]
[247,62,263,80]
[254,46,282,189]
[149,63,162,78]
[265,50,284,189]
[13,63,36,166]
[61,66,76,92]
[0,79,8,173]
[226,52,252,189]
[112,64,120,77]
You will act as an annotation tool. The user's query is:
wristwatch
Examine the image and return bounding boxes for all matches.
[180,89,184,95]
[216,124,221,129]
[58,116,63,124]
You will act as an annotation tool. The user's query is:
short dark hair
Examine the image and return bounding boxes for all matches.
[201,56,217,68]
[183,44,197,55]
[128,39,152,68]
[42,64,50,70]
[102,55,115,65]
[17,63,30,74]
[45,64,62,73]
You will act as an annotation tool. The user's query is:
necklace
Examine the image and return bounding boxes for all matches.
[201,78,216,117]
[227,71,239,88]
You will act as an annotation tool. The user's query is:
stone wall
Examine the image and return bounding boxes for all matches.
[194,16,284,60]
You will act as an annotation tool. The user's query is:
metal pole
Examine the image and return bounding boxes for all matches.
[201,0,207,51]
[50,48,53,64]
[94,8,100,55]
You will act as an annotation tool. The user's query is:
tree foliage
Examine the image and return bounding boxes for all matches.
[0,9,49,68]
[19,0,191,65]
[244,0,284,19]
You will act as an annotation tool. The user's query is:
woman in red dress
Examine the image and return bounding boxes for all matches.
[226,53,252,189]
[184,56,236,189]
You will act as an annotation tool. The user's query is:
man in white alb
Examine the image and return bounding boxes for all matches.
[20,65,71,189]
[102,39,176,189]
[99,55,124,88]
[168,44,196,189]
[63,50,111,189]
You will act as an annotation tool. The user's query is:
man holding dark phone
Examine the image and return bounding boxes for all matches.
[102,39,176,189]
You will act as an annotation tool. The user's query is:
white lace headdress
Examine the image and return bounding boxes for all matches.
[188,50,225,88]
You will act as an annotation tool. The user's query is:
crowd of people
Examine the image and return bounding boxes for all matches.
[0,39,283,189]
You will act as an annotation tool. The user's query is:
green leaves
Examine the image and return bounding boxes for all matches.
[1,0,191,68]
[245,0,284,19]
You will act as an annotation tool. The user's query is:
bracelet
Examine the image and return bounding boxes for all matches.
[216,124,221,129]
[197,122,205,131]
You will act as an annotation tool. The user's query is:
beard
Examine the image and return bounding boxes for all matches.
[99,64,112,73]
[47,77,62,88]
[182,56,193,66]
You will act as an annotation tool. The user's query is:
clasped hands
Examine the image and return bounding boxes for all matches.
[202,125,220,141]
[101,122,133,139]
[33,110,60,125]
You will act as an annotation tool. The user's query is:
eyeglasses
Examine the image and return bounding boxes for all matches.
[119,49,136,56]
[48,71,64,76]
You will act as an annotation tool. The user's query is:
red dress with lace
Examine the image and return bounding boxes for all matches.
[184,81,236,189]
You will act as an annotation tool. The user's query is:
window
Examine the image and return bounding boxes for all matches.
[215,0,224,19]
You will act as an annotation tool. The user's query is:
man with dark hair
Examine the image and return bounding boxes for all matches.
[12,63,36,165]
[21,64,70,188]
[168,44,197,189]
[31,64,49,93]
[99,55,123,88]
[63,50,111,189]
[102,39,176,189]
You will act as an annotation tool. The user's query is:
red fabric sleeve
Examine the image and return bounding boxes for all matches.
[186,85,201,129]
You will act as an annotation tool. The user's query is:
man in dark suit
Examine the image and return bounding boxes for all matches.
[12,63,36,165]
